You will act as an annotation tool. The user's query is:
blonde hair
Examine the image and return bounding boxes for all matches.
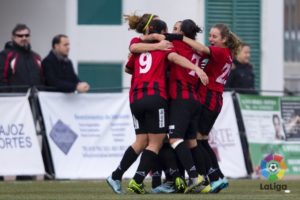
[123,13,158,34]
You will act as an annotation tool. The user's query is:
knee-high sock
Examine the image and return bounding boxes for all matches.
[133,149,157,184]
[174,142,198,178]
[190,146,206,176]
[151,157,162,188]
[200,140,224,179]
[159,144,182,181]
[195,141,213,174]
[112,146,138,180]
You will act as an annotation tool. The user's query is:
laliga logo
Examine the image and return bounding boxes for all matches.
[259,153,289,192]
[260,153,287,181]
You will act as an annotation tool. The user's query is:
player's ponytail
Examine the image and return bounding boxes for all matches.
[124,13,158,35]
[227,31,242,56]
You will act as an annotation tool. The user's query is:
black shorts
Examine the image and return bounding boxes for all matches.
[130,95,168,134]
[168,99,200,140]
[197,104,220,135]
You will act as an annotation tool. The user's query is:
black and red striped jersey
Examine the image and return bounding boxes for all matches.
[168,40,204,100]
[198,85,223,112]
[197,46,232,112]
[128,38,175,103]
[202,46,233,92]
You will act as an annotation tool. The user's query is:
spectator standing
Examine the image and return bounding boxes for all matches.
[225,43,256,94]
[42,34,89,93]
[0,24,44,92]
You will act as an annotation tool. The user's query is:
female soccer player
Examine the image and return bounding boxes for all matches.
[106,13,170,194]
[166,19,211,194]
[182,23,241,193]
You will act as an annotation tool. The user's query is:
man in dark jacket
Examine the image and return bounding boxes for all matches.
[42,34,89,93]
[0,24,44,92]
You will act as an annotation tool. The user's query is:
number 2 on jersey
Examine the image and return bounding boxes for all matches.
[216,63,231,85]
[188,54,201,76]
[139,52,152,74]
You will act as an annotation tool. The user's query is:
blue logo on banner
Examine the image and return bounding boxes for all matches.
[50,120,78,155]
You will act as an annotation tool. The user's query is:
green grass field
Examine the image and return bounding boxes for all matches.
[0,179,299,200]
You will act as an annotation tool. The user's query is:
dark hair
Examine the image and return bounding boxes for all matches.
[124,13,158,34]
[181,19,202,39]
[212,23,241,56]
[52,34,68,49]
[12,24,30,35]
[148,19,167,34]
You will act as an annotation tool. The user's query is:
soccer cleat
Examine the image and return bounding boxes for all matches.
[195,177,211,193]
[151,181,175,194]
[184,175,205,194]
[127,179,146,194]
[192,176,211,193]
[175,177,186,193]
[199,183,212,193]
[210,178,224,193]
[220,177,229,190]
[211,177,229,193]
[106,175,123,194]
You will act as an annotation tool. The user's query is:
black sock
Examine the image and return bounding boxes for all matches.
[196,140,213,175]
[207,167,222,181]
[151,157,162,188]
[174,142,198,178]
[164,170,174,182]
[112,146,138,180]
[176,155,185,179]
[151,171,162,188]
[133,149,157,184]
[200,140,224,179]
[190,146,206,176]
[159,144,181,181]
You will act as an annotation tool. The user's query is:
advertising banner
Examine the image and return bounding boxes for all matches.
[38,92,137,179]
[249,142,300,176]
[280,96,300,140]
[238,95,284,142]
[38,92,248,179]
[0,95,45,175]
[238,94,300,176]
[209,92,248,178]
